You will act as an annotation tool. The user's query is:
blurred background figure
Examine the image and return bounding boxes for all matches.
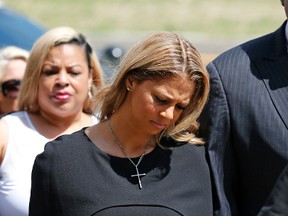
[0,26,104,216]
[0,46,29,115]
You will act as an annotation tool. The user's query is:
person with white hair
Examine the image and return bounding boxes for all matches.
[0,46,29,114]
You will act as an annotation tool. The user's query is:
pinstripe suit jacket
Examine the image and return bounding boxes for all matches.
[258,162,288,215]
[199,21,288,216]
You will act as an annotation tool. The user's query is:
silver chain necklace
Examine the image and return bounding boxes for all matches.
[107,119,150,189]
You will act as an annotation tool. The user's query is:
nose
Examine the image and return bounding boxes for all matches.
[160,106,175,120]
[56,71,69,86]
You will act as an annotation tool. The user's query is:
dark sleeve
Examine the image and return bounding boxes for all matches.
[198,62,239,216]
[29,141,60,216]
[257,164,288,216]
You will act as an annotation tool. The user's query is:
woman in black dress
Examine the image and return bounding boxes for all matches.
[29,31,213,216]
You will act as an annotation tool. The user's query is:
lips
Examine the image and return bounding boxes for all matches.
[52,91,72,101]
[151,120,167,130]
[6,90,19,99]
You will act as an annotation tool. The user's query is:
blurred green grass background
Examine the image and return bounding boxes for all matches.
[3,0,285,37]
[1,0,286,60]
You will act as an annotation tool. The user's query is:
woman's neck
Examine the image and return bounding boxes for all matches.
[28,111,93,139]
[107,115,156,156]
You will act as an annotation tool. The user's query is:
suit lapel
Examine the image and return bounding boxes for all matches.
[255,56,288,129]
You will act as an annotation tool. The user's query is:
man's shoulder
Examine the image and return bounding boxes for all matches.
[214,22,285,62]
[217,34,272,59]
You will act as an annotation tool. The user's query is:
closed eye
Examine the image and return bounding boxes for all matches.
[176,104,186,110]
[155,95,187,110]
[69,71,81,76]
[155,96,167,104]
[43,70,58,76]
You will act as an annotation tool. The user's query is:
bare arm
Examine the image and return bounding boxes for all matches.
[0,118,8,166]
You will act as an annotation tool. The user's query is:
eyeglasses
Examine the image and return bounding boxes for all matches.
[0,79,22,98]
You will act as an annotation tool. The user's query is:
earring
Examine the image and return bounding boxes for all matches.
[127,86,131,91]
[88,90,93,99]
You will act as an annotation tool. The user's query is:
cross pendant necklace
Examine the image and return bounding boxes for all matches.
[131,166,146,189]
[107,119,150,189]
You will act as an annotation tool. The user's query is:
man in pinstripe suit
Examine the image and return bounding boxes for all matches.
[199,1,288,215]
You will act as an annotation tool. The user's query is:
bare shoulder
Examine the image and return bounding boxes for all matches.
[0,118,9,165]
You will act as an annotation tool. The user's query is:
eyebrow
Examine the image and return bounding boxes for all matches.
[42,63,83,68]
[159,92,191,106]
